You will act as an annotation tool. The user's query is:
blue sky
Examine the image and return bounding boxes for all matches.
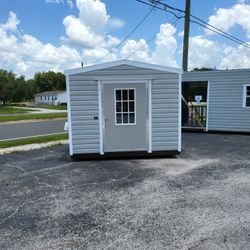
[0,0,250,78]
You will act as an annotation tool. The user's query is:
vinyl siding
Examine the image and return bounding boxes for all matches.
[152,77,179,151]
[68,78,100,154]
[183,70,250,132]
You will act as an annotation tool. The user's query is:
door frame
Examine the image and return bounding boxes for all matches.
[181,80,210,130]
[98,79,152,155]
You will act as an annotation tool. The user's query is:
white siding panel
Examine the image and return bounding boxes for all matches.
[69,77,99,154]
[152,78,179,151]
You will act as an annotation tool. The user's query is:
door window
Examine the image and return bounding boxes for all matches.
[244,85,250,107]
[115,88,136,125]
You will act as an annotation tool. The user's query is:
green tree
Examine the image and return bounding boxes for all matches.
[192,67,215,71]
[0,70,15,105]
[24,79,37,100]
[33,71,66,92]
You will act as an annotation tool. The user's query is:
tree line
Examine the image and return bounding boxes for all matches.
[0,70,66,105]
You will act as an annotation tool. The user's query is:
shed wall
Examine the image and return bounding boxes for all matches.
[183,70,250,132]
[68,77,100,154]
[152,77,179,150]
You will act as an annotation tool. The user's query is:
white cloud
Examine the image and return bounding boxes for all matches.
[63,15,104,48]
[2,11,19,32]
[0,12,81,78]
[207,1,250,38]
[46,0,74,8]
[83,47,117,63]
[77,0,109,32]
[120,39,151,63]
[118,23,178,67]
[105,35,120,48]
[152,23,178,67]
[62,0,125,49]
[108,17,125,29]
[219,45,250,69]
[187,34,250,70]
[188,35,221,69]
[185,1,250,70]
[62,0,109,48]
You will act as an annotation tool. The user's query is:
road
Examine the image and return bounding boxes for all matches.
[0,119,67,141]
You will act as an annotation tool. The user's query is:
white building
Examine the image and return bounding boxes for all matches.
[34,91,67,105]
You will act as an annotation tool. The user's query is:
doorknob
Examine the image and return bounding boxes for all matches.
[104,118,108,129]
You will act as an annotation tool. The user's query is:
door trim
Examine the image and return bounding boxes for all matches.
[147,79,152,153]
[206,81,210,131]
[100,79,152,154]
[98,80,104,155]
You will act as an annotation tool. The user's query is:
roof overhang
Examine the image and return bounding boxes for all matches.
[64,59,183,76]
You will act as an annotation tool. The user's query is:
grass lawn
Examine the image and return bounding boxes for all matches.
[0,112,67,122]
[0,106,37,114]
[0,133,68,148]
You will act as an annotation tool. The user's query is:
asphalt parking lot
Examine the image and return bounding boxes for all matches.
[0,133,249,250]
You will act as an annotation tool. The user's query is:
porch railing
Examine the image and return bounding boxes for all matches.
[182,96,207,130]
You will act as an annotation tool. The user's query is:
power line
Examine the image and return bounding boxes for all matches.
[124,34,156,60]
[136,0,184,19]
[93,4,156,64]
[137,0,250,49]
[190,20,250,48]
[158,0,250,46]
[190,15,250,48]
[124,15,182,60]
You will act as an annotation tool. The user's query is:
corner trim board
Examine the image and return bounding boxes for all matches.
[206,81,210,131]
[66,75,73,155]
[98,80,104,155]
[178,73,182,152]
[147,79,152,153]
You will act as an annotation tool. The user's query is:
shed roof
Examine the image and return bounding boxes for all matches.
[34,90,65,96]
[64,59,182,76]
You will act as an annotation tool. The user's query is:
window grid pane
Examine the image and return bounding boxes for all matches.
[115,89,135,125]
[247,86,250,96]
[246,97,250,107]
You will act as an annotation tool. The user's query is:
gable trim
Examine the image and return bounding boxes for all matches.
[65,59,182,76]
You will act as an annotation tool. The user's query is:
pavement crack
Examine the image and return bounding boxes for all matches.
[0,207,19,226]
[4,163,54,188]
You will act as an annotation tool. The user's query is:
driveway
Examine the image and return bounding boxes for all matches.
[0,119,67,140]
[0,133,249,249]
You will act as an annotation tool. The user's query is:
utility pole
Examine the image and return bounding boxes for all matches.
[182,0,191,71]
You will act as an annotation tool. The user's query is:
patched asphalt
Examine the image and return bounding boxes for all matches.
[0,133,249,249]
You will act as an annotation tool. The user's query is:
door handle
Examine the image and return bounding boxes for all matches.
[103,118,108,129]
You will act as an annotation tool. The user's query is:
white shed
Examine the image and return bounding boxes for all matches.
[65,60,182,159]
[34,91,67,106]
